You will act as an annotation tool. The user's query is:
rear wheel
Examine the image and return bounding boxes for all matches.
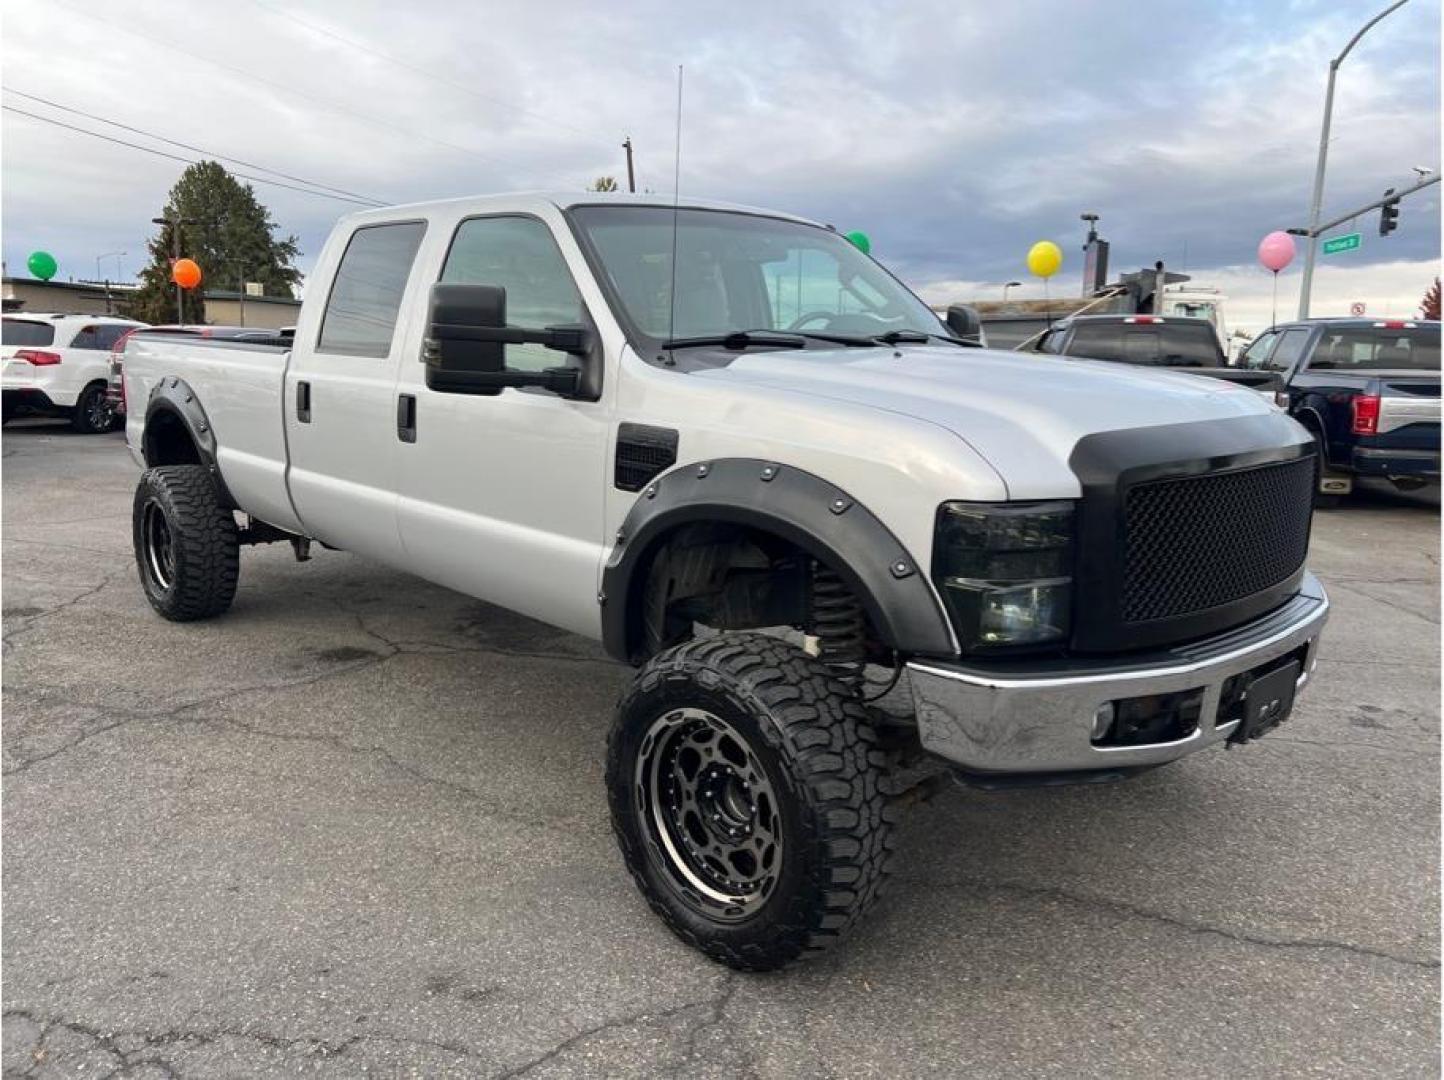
[607,633,896,971]
[132,465,239,621]
[71,382,113,434]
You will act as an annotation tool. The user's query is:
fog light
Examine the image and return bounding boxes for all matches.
[1091,702,1116,742]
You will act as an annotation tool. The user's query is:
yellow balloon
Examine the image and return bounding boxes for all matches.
[1027,240,1063,279]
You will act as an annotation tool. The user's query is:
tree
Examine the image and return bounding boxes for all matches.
[126,161,302,325]
[588,176,619,192]
[1421,277,1441,321]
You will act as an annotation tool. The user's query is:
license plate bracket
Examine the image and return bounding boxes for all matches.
[1229,659,1301,744]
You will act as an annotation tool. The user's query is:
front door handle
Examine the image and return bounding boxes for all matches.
[296,380,311,423]
[397,393,416,443]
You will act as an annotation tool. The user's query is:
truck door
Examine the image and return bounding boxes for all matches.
[394,213,610,639]
[284,219,428,563]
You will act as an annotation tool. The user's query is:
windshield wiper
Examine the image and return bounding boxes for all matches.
[662,329,880,350]
[873,329,981,348]
[662,331,807,350]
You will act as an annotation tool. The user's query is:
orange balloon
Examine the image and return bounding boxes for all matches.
[172,258,202,289]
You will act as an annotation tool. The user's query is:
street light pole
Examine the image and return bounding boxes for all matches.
[1002,280,1022,302]
[1297,0,1411,319]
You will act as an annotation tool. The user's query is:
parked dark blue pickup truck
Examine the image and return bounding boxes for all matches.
[1239,318,1440,500]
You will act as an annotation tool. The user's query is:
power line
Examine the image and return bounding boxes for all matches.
[2,105,382,207]
[247,0,615,152]
[49,0,562,181]
[3,87,386,205]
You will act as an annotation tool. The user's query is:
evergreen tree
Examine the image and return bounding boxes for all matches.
[126,161,301,325]
[1421,278,1441,321]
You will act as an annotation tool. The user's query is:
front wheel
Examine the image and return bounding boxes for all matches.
[607,634,897,971]
[132,465,239,621]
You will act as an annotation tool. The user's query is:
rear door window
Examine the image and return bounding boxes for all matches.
[70,325,101,350]
[1308,327,1440,371]
[317,221,427,358]
[3,319,56,347]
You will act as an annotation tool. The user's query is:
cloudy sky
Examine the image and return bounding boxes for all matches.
[2,0,1439,334]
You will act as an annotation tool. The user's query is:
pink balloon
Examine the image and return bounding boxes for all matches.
[1258,230,1296,273]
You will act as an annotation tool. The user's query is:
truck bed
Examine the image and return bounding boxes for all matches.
[121,334,301,532]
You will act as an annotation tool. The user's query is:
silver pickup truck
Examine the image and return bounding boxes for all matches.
[122,192,1328,970]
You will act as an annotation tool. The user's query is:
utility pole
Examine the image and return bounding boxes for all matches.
[152,215,190,325]
[623,137,636,193]
[1298,0,1412,319]
[235,261,248,327]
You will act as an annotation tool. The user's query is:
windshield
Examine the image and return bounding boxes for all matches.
[3,319,56,347]
[568,205,944,351]
[1306,327,1440,371]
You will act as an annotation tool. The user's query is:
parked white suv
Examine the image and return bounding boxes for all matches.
[120,193,1328,969]
[3,313,145,432]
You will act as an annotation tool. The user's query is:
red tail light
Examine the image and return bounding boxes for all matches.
[1351,394,1381,435]
[1124,316,1161,323]
[14,349,61,365]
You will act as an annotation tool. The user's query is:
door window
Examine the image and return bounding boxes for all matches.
[317,221,427,358]
[441,216,584,373]
[1239,330,1278,370]
[1265,329,1310,372]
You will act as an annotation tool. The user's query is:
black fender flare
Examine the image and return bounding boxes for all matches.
[142,376,236,508]
[600,458,957,663]
[1292,402,1331,464]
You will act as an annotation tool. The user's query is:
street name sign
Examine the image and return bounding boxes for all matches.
[1322,233,1362,256]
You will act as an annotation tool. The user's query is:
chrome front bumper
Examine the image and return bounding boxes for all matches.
[906,573,1329,775]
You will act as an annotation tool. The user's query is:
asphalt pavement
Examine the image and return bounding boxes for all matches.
[2,419,1438,1077]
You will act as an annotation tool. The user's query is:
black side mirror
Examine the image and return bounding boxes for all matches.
[945,304,983,343]
[423,282,592,396]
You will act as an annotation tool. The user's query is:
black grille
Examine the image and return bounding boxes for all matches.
[1123,457,1313,624]
[615,423,678,492]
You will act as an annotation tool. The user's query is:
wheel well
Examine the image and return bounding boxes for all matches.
[626,521,883,667]
[143,408,202,466]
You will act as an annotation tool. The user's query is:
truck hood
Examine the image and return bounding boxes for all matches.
[692,344,1285,500]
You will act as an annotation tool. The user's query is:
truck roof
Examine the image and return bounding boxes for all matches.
[1272,317,1440,329]
[332,191,825,230]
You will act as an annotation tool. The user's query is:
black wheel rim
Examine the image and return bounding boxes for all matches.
[634,707,783,922]
[142,499,175,591]
[85,391,109,430]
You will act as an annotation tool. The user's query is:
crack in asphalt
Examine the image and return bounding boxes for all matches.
[1,1007,487,1076]
[903,877,1439,971]
[1,574,113,644]
[1327,580,1441,625]
[492,982,735,1079]
[191,713,588,836]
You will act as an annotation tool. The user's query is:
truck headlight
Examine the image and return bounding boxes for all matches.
[932,501,1075,650]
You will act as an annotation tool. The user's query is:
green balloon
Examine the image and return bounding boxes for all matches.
[845,230,871,255]
[27,250,57,281]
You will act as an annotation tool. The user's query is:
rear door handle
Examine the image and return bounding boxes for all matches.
[397,393,416,443]
[296,380,311,423]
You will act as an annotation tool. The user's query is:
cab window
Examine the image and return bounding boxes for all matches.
[1239,330,1278,370]
[317,221,427,358]
[1266,329,1310,373]
[441,216,585,373]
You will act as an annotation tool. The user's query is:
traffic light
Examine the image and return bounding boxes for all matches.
[1379,188,1400,236]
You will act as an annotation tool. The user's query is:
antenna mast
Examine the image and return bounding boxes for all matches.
[665,65,684,351]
